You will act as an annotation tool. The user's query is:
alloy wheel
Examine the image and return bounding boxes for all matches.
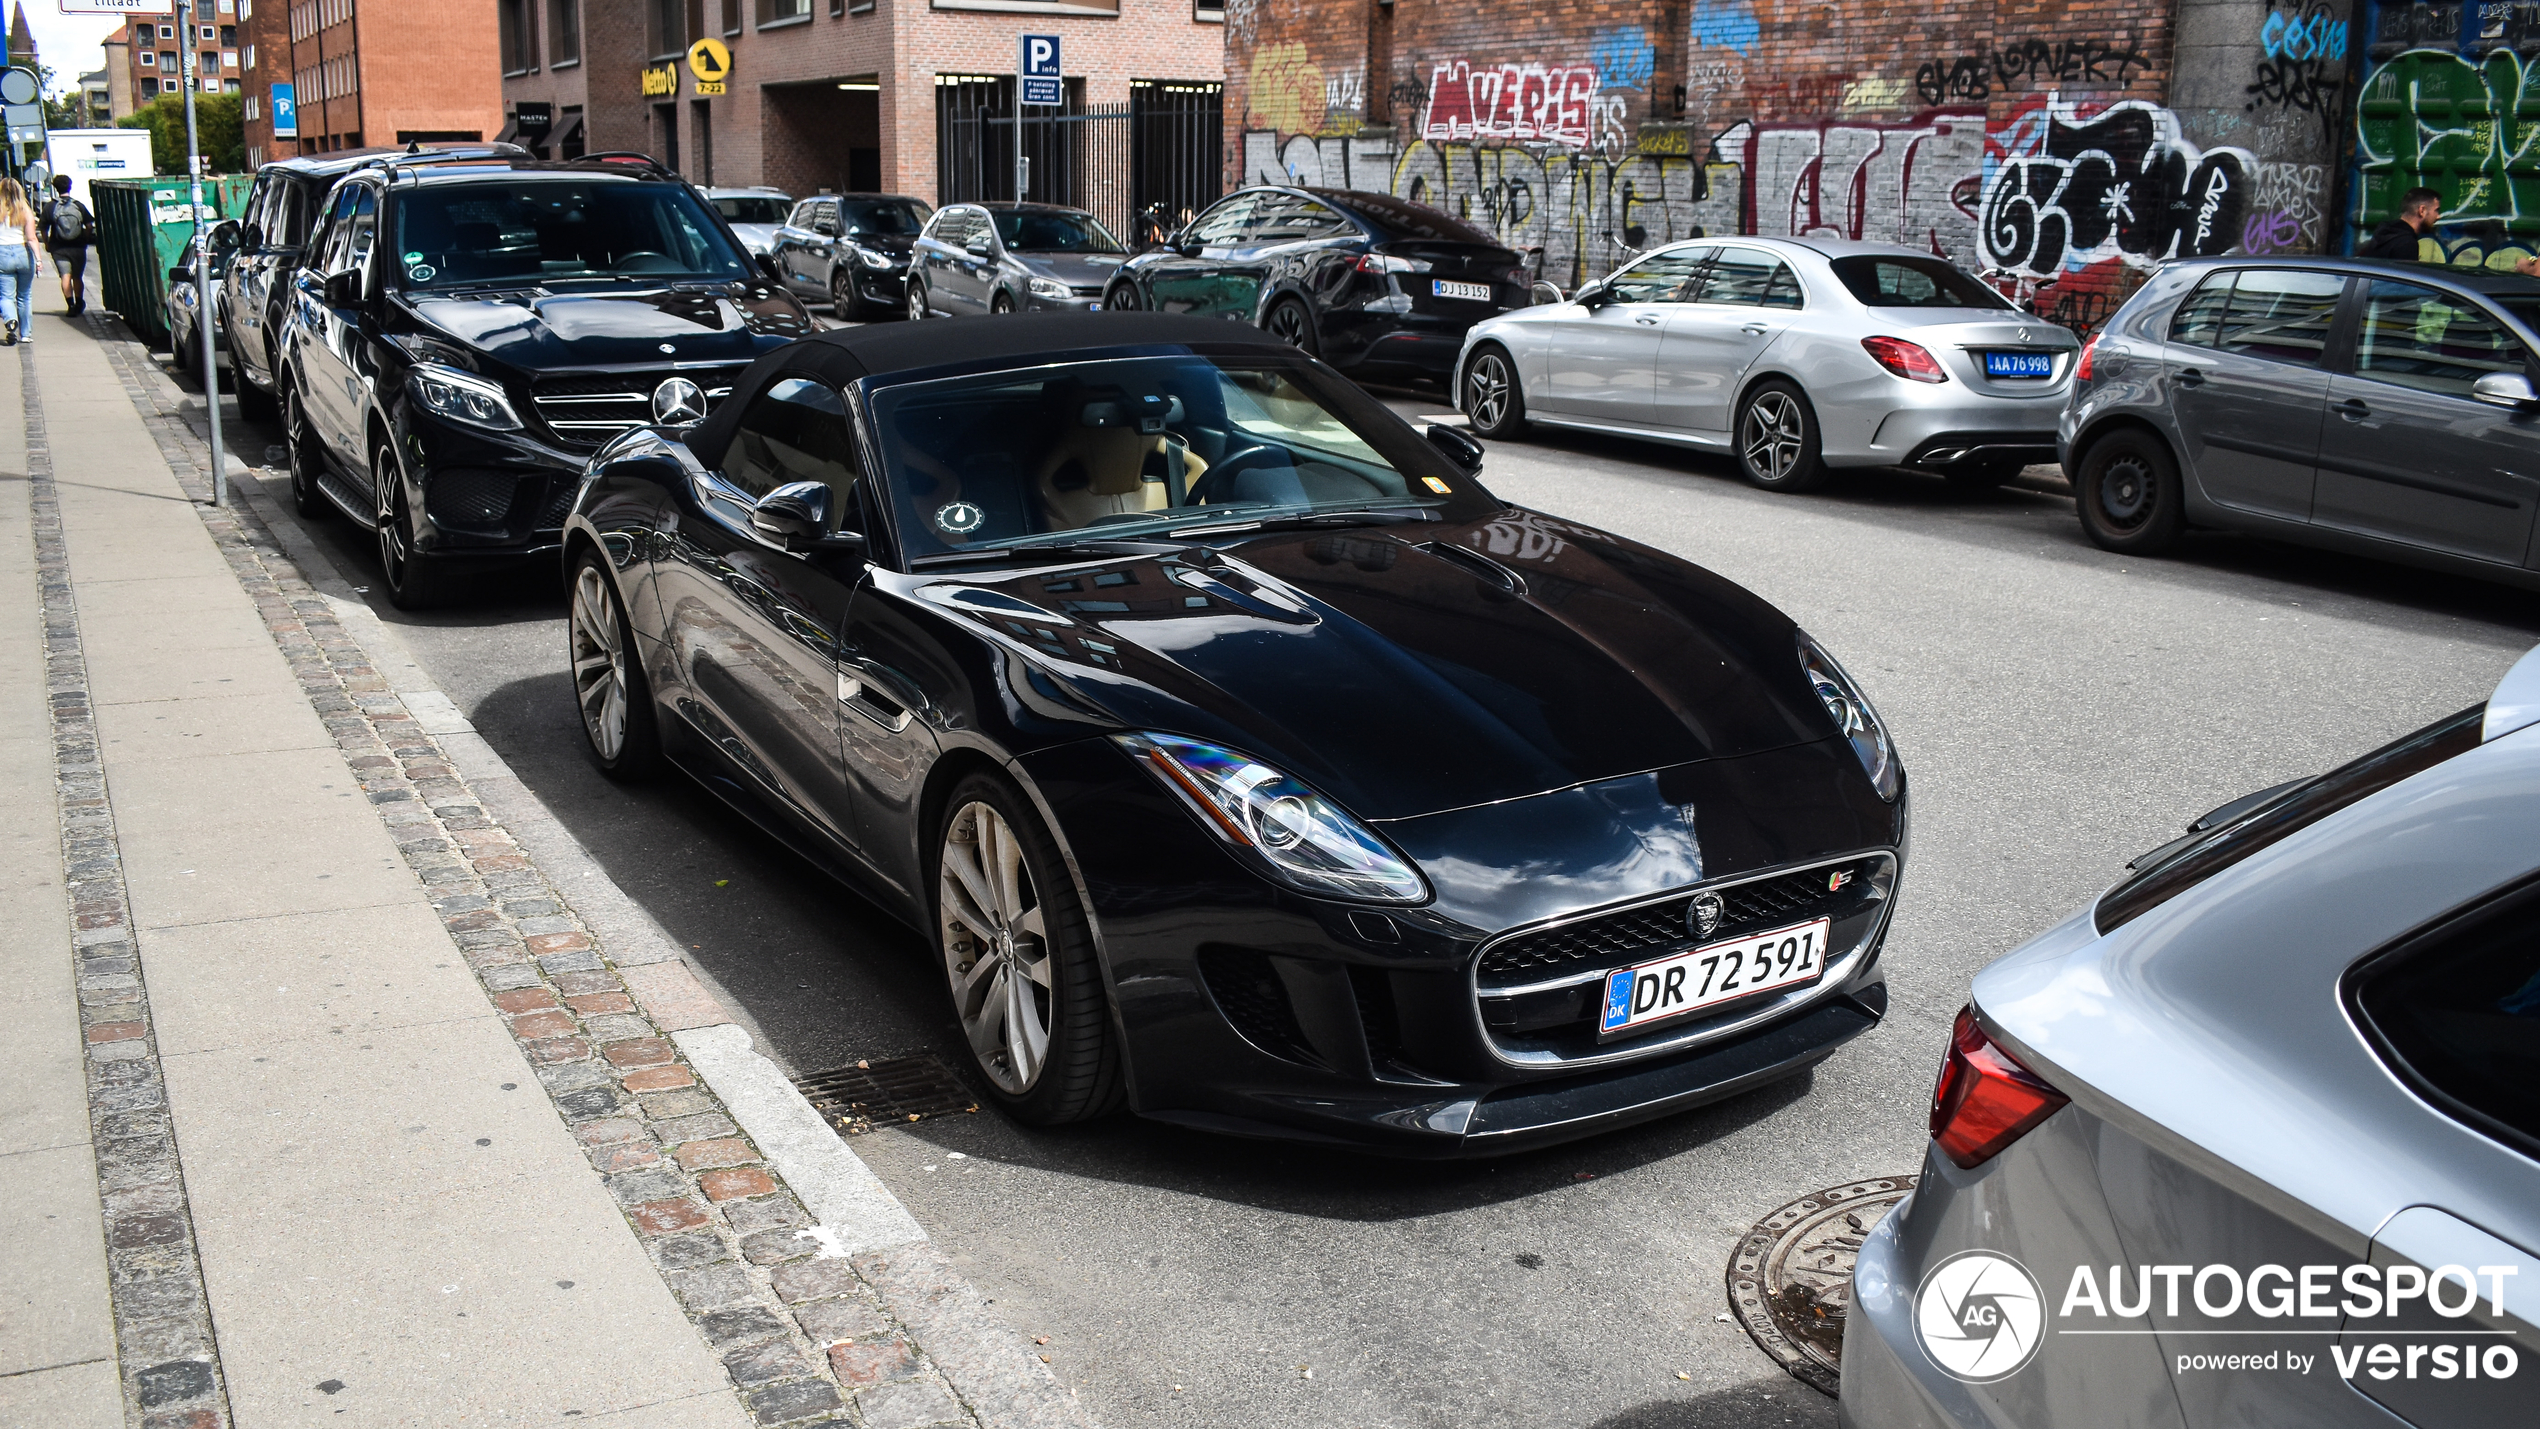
[376,456,411,587]
[906,280,928,320]
[569,564,630,762]
[829,269,856,320]
[938,799,1053,1095]
[1743,391,1806,482]
[1467,353,1512,429]
[1267,300,1310,347]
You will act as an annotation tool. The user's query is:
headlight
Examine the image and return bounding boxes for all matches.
[1797,631,1900,801]
[1027,276,1073,301]
[855,245,893,270]
[1116,732,1428,902]
[406,362,521,432]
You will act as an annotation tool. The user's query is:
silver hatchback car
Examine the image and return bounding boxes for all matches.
[1840,646,2540,1428]
[1453,237,2080,492]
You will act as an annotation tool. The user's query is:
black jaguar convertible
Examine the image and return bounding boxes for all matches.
[563,312,1906,1153]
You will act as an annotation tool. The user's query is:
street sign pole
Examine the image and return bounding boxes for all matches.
[1012,46,1023,204]
[1017,34,1060,205]
[177,0,225,507]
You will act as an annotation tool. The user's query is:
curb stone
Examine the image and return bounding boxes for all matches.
[88,315,1096,1429]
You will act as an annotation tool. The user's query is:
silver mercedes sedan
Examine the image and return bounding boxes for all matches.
[1840,645,2540,1428]
[1453,238,2079,492]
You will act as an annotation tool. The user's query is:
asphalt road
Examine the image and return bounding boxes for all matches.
[198,360,2540,1429]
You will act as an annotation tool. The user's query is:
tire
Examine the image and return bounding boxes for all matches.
[285,388,329,521]
[373,440,449,611]
[1104,281,1142,312]
[1735,379,1829,493]
[1462,344,1527,438]
[906,278,929,320]
[2073,427,2186,555]
[990,290,1015,316]
[931,773,1122,1126]
[828,268,865,323]
[567,550,663,781]
[1263,295,1318,356]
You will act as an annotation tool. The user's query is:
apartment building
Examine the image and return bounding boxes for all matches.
[104,3,244,112]
[497,0,1223,228]
[239,0,503,165]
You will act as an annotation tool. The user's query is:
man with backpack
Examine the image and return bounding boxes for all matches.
[42,174,92,317]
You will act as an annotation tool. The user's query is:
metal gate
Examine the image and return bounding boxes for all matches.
[937,78,1221,245]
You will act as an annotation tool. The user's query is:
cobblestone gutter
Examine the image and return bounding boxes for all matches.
[77,321,1090,1429]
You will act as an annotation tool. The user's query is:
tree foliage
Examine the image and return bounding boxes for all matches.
[118,91,245,174]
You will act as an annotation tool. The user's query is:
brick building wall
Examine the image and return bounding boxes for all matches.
[1227,0,2361,334]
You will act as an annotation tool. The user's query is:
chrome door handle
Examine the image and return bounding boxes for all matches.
[1742,323,1771,335]
[1635,315,1660,326]
[2176,367,2206,388]
[2336,398,2371,421]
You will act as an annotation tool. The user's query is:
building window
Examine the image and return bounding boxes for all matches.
[722,0,741,33]
[648,0,684,58]
[223,50,238,70]
[757,0,811,22]
[141,77,159,97]
[551,0,581,66]
[929,0,1118,10]
[139,50,155,67]
[498,0,537,75]
[1194,0,1222,19]
[246,43,255,68]
[158,24,173,38]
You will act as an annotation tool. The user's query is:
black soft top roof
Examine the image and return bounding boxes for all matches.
[685,311,1296,469]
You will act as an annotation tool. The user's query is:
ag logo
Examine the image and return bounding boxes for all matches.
[934,501,986,535]
[1687,892,1723,940]
[651,378,707,425]
[1914,1250,2046,1382]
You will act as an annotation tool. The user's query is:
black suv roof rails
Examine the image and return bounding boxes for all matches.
[346,143,533,181]
[568,152,680,180]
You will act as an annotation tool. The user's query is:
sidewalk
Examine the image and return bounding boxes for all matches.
[0,292,1085,1427]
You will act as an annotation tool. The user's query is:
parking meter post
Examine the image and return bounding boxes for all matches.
[176,0,225,507]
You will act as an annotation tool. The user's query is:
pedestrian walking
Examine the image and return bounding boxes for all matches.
[2361,187,2442,262]
[0,177,40,346]
[41,173,93,317]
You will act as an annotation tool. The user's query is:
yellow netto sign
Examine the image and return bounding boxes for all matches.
[688,38,731,96]
[640,62,678,99]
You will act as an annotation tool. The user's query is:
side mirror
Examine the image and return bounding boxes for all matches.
[168,264,193,285]
[1424,422,1485,475]
[964,234,995,259]
[1174,236,1203,258]
[756,252,784,284]
[750,481,867,557]
[1575,282,1611,310]
[210,219,242,252]
[2473,371,2539,408]
[323,269,362,306]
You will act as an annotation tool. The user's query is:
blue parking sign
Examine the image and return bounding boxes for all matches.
[270,83,297,138]
[1019,34,1061,107]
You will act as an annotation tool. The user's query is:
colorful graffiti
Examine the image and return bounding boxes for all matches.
[1982,99,2254,278]
[1419,61,1607,148]
[1744,109,1987,260]
[1914,38,2154,104]
[1688,0,1760,55]
[1589,26,1659,91]
[1247,41,1330,137]
[2353,42,2540,268]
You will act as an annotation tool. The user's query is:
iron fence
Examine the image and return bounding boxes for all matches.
[937,79,1221,246]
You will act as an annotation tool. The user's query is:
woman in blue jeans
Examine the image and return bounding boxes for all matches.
[0,177,38,344]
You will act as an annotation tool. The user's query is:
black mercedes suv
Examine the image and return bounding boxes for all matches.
[278,153,817,607]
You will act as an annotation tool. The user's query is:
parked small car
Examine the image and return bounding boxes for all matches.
[2062,256,2540,589]
[1101,185,1530,389]
[768,192,931,320]
[905,202,1127,318]
[166,232,239,386]
[1457,238,2079,492]
[701,186,794,258]
[1841,646,2540,1429]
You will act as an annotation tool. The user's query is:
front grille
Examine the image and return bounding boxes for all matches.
[535,482,578,531]
[531,367,743,446]
[1478,860,1878,986]
[425,468,518,528]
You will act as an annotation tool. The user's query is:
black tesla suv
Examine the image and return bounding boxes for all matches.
[278,153,818,607]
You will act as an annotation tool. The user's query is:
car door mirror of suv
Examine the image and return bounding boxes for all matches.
[755,252,785,285]
[322,269,362,306]
[168,264,193,286]
[2472,371,2539,408]
[209,220,243,253]
[1173,234,1203,258]
[1424,422,1486,475]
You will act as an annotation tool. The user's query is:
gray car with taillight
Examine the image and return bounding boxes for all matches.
[1839,645,2540,1428]
[2058,257,2540,588]
[1454,238,2078,493]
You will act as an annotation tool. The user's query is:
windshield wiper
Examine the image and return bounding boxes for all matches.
[1170,508,1440,537]
[909,538,1201,570]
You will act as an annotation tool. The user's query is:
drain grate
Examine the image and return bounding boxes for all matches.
[1725,1175,1918,1397]
[793,1055,979,1136]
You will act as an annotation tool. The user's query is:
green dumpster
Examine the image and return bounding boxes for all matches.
[93,175,254,349]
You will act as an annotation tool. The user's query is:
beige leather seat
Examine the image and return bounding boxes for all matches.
[1033,401,1209,529]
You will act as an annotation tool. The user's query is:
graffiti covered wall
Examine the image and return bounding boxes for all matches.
[1225,0,2364,335]
[2351,2,2540,269]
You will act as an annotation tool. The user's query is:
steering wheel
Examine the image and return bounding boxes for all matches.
[1190,443,1285,503]
[616,251,680,273]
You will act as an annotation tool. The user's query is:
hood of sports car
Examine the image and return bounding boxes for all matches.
[913,510,1837,822]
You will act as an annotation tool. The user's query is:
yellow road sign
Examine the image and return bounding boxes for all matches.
[687,37,732,84]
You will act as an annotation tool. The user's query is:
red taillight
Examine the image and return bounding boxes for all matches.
[1862,335,1949,384]
[1929,1006,2068,1168]
[2074,334,2100,382]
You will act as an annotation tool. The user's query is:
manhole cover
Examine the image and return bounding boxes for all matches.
[1726,1175,1917,1397]
[793,1055,978,1136]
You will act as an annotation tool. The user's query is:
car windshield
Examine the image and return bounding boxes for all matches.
[1829,255,2012,310]
[392,181,753,288]
[867,353,1489,562]
[991,210,1124,253]
[840,199,930,236]
[712,195,790,224]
